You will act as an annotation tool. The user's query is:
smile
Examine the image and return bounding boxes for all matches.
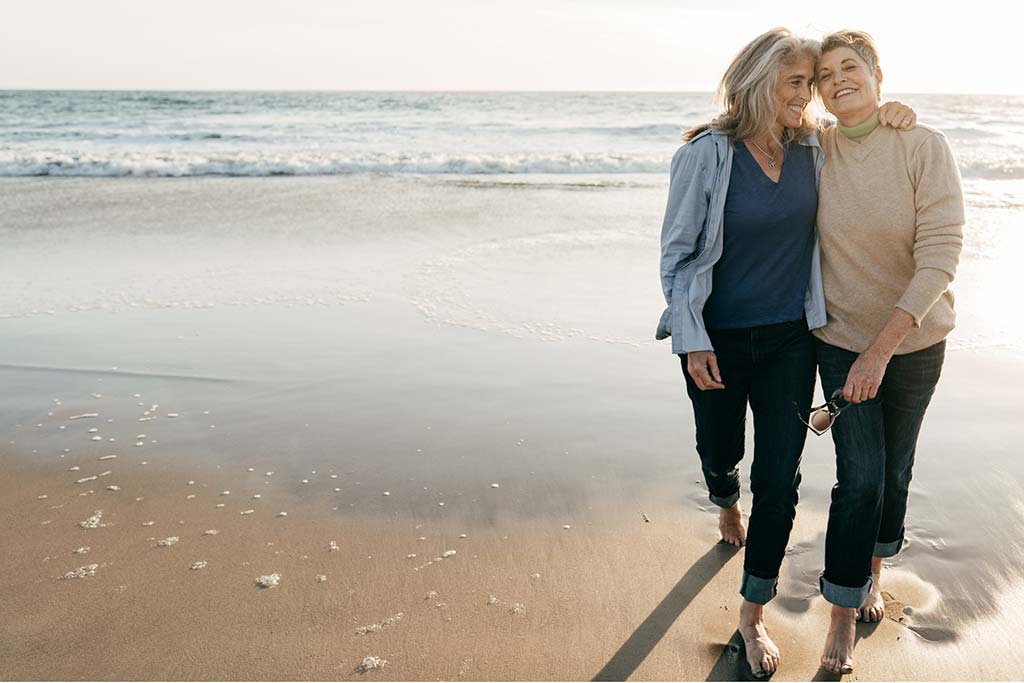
[834,88,857,100]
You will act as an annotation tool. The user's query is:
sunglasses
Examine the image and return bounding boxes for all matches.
[795,388,850,436]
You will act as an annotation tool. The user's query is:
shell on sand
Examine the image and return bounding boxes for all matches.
[60,564,99,580]
[328,540,340,552]
[156,536,179,547]
[68,413,99,420]
[78,511,103,529]
[354,613,403,635]
[73,546,90,555]
[354,656,388,673]
[190,561,207,570]
[203,529,218,535]
[256,573,280,588]
[98,454,117,460]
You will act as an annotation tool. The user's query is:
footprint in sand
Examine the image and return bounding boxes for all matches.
[882,591,908,624]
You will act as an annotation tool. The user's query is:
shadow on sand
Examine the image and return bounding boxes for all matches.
[592,543,739,682]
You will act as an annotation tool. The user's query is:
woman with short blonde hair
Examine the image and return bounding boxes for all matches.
[810,29,964,674]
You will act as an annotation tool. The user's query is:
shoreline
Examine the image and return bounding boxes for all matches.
[4,342,1024,680]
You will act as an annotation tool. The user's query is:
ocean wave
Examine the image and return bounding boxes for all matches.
[0,151,670,176]
[1,148,1021,179]
[959,161,1024,180]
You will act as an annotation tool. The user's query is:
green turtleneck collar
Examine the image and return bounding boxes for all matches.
[837,111,880,142]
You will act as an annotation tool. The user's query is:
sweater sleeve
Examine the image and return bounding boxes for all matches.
[895,131,965,326]
[660,143,710,304]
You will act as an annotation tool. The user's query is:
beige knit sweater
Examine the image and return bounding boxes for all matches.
[814,122,965,354]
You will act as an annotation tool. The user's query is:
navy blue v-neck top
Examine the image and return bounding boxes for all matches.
[702,140,817,330]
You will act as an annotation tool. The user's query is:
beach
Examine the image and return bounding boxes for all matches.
[2,170,1024,680]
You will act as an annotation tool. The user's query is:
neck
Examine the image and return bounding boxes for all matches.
[752,125,784,151]
[836,106,879,128]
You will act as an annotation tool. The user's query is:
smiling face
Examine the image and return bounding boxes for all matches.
[816,46,883,126]
[773,54,815,131]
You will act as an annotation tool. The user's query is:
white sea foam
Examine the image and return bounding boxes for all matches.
[2,91,1019,179]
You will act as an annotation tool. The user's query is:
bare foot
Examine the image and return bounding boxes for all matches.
[719,503,746,547]
[857,557,884,622]
[738,600,780,678]
[821,605,856,674]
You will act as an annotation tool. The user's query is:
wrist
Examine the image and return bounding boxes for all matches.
[863,345,893,364]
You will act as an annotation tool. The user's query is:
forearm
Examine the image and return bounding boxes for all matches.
[864,308,917,361]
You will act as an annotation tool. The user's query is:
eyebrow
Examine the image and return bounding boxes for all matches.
[817,59,857,76]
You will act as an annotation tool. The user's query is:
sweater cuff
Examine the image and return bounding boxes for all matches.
[895,268,953,326]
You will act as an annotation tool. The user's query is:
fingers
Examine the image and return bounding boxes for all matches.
[687,363,712,391]
[688,355,724,391]
[842,377,856,403]
[707,353,723,385]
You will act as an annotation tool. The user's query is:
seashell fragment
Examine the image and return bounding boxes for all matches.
[79,511,103,529]
[256,573,280,588]
[61,563,99,580]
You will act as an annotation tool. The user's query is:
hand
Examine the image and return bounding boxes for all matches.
[878,101,917,130]
[687,351,725,391]
[842,350,889,403]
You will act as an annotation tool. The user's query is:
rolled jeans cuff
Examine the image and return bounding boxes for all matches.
[874,537,903,558]
[709,490,740,509]
[820,574,872,609]
[740,570,778,605]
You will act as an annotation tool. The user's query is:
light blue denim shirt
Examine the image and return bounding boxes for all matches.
[656,128,827,354]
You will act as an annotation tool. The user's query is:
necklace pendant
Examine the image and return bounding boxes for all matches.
[768,159,777,168]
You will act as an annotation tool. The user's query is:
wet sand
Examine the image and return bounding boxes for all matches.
[2,176,1024,680]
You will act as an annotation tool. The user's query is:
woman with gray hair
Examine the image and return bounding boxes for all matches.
[812,29,964,675]
[657,27,915,677]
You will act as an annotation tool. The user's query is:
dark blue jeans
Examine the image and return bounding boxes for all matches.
[816,338,945,608]
[681,318,816,604]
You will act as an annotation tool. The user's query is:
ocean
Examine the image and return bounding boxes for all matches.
[1,90,1022,351]
[1,90,1022,182]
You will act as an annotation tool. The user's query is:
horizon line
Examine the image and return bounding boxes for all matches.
[1,87,1021,98]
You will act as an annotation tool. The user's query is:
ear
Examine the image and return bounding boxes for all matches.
[875,65,884,100]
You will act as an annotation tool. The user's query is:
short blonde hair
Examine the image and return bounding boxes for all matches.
[820,30,882,100]
[684,27,819,144]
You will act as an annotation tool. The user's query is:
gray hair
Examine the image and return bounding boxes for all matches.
[684,27,820,143]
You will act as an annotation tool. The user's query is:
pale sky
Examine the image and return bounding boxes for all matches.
[2,0,1017,94]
